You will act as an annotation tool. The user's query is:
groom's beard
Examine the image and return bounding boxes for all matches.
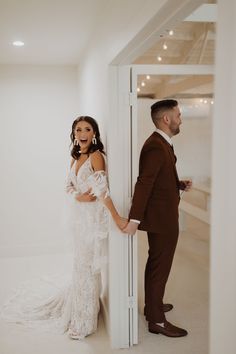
[169,123,180,136]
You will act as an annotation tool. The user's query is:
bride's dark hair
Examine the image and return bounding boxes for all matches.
[70,116,105,159]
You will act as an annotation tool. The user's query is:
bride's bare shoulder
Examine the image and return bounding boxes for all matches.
[90,151,105,171]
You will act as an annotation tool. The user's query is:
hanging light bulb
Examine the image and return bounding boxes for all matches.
[157,56,162,62]
[137,87,140,92]
[169,30,174,36]
[146,75,150,80]
[163,43,168,50]
[13,40,25,46]
[141,81,146,87]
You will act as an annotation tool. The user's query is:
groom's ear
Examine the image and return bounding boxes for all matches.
[163,114,170,125]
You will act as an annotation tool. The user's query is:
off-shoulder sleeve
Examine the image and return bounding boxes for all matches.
[87,170,110,199]
[65,172,77,196]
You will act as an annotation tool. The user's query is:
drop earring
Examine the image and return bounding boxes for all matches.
[74,138,79,146]
[92,135,97,145]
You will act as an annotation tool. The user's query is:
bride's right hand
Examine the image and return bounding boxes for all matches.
[75,189,96,202]
[115,215,128,231]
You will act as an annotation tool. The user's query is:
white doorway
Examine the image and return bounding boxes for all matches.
[108,63,213,348]
[108,0,217,349]
[131,63,213,341]
[133,67,213,352]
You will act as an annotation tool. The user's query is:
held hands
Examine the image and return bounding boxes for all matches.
[114,215,129,231]
[113,216,138,235]
[122,221,139,236]
[75,188,97,202]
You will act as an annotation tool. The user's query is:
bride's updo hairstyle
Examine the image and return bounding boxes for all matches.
[70,116,105,160]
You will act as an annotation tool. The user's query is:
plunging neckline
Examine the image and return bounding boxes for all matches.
[73,156,91,177]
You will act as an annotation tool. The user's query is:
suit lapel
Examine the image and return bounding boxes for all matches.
[167,145,180,185]
[153,132,180,185]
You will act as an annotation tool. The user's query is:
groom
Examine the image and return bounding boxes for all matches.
[123,99,191,337]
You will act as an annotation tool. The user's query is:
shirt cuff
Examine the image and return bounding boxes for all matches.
[130,219,141,224]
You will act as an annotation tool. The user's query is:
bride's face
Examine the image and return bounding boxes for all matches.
[74,121,94,152]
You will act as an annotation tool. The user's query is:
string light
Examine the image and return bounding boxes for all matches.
[146,75,150,80]
[163,43,168,50]
[199,98,213,105]
[13,40,24,46]
[137,87,140,92]
[141,81,146,87]
[157,56,162,62]
[169,30,174,36]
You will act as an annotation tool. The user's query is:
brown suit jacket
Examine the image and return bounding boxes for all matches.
[129,131,180,234]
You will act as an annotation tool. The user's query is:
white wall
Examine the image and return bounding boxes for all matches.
[76,0,167,137]
[0,65,78,257]
[137,98,212,183]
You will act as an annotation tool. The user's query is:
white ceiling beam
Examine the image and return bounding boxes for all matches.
[112,0,205,65]
[154,75,213,98]
[132,64,214,76]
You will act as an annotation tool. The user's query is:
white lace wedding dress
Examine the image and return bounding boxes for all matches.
[1,156,109,339]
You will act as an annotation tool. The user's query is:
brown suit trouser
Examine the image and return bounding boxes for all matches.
[144,227,179,323]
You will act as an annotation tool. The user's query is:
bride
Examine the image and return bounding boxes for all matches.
[1,116,127,340]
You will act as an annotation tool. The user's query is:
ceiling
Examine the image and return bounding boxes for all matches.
[134,2,216,99]
[0,0,108,65]
[0,0,216,101]
[133,21,215,66]
[137,75,214,100]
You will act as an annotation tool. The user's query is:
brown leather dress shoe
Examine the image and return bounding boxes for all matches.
[148,321,188,337]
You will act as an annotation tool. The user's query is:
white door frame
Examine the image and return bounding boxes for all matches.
[108,65,136,349]
[108,64,214,349]
[210,1,236,353]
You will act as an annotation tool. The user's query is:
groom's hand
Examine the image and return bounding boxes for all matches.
[123,221,139,235]
[179,180,192,191]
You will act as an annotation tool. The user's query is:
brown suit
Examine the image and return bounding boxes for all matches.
[129,131,181,322]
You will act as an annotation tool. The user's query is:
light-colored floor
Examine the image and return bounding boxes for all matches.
[0,218,209,354]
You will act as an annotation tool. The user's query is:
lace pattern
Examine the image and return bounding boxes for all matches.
[87,171,110,199]
[1,155,109,339]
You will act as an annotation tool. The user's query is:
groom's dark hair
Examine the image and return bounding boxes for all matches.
[151,99,178,126]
